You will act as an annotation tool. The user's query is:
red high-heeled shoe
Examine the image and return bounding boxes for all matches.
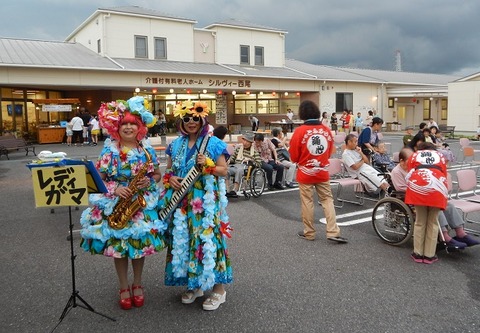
[131,285,144,307]
[119,288,132,310]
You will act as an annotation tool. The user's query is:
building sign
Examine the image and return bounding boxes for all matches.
[215,94,227,125]
[144,77,251,88]
[31,165,88,207]
[42,104,72,112]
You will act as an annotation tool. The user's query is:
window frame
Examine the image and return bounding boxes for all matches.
[135,35,148,59]
[335,92,353,112]
[240,45,250,65]
[254,46,264,66]
[154,37,167,59]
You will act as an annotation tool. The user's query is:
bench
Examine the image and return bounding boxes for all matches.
[0,136,36,160]
[438,124,455,138]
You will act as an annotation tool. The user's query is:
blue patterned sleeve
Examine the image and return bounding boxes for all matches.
[207,136,229,162]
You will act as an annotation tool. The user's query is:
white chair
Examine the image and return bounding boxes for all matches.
[328,158,364,208]
[449,169,480,234]
[334,133,346,158]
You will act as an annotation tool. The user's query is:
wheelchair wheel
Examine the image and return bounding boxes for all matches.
[372,197,414,245]
[249,168,266,197]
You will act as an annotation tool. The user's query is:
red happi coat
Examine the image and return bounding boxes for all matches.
[289,121,333,184]
[405,149,448,209]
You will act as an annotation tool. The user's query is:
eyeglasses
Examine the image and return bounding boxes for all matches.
[182,116,201,123]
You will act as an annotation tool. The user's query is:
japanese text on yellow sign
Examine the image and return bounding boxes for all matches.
[32,166,88,207]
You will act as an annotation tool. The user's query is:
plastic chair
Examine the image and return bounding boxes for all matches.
[449,169,480,234]
[334,133,346,157]
[328,158,364,208]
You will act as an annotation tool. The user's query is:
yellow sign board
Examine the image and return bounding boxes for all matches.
[31,165,89,207]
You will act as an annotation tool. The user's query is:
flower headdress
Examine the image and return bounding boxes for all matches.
[98,96,156,137]
[173,100,210,119]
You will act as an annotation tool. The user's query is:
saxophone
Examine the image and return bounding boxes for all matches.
[108,143,152,230]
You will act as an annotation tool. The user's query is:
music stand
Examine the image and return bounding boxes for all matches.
[28,160,116,332]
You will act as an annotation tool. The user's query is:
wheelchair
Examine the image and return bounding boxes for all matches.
[229,161,267,199]
[371,173,463,252]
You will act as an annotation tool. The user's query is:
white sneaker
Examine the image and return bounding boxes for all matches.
[181,288,203,304]
[202,291,226,311]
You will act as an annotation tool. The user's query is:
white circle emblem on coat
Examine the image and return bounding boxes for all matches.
[307,134,328,156]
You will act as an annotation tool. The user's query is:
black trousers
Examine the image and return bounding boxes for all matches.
[261,160,284,186]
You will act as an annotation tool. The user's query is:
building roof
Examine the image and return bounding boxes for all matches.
[0,38,119,70]
[454,71,480,82]
[285,59,383,83]
[97,6,197,23]
[204,19,287,34]
[285,59,460,85]
[66,6,197,41]
[0,37,460,86]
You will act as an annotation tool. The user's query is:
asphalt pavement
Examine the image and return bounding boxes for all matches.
[1,135,479,333]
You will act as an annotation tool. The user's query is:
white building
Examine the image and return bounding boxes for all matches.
[448,73,480,133]
[1,5,474,140]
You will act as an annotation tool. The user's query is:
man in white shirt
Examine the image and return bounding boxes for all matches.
[342,134,389,194]
[248,115,259,131]
[427,117,438,129]
[286,109,294,122]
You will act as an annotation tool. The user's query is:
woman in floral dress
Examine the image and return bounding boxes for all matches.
[159,100,232,311]
[80,96,167,310]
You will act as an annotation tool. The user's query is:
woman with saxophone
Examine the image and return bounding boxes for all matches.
[159,101,232,311]
[80,96,167,310]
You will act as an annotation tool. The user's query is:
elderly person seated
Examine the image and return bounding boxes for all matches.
[391,147,479,249]
[227,132,262,197]
[270,127,296,188]
[254,133,285,190]
[372,141,395,172]
[342,134,390,195]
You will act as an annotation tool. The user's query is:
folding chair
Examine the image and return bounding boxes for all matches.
[328,158,364,208]
[334,133,346,158]
[449,169,480,235]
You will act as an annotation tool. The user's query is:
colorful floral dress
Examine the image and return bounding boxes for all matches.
[159,135,233,291]
[80,138,167,258]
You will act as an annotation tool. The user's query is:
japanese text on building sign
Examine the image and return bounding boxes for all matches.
[31,166,88,207]
[145,77,251,88]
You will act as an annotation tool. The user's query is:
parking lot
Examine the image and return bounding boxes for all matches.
[1,135,479,332]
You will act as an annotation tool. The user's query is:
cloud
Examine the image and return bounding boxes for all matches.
[1,0,479,75]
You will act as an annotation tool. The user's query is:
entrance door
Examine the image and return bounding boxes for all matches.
[1,101,23,136]
[397,105,415,129]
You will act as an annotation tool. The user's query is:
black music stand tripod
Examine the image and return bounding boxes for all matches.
[50,206,116,332]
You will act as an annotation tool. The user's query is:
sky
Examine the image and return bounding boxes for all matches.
[2,0,480,77]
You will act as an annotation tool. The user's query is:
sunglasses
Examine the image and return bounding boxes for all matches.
[182,116,201,123]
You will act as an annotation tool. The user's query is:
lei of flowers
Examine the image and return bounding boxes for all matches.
[171,206,190,277]
[173,100,209,118]
[198,174,217,290]
[162,168,174,189]
[202,157,216,175]
[169,174,218,290]
[98,96,156,136]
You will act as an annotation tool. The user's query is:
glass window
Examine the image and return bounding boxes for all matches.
[240,45,250,65]
[441,99,448,120]
[135,36,148,58]
[255,46,264,66]
[97,39,101,53]
[423,99,431,120]
[154,37,167,59]
[335,93,353,112]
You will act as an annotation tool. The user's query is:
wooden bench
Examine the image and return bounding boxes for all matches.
[438,124,456,138]
[0,136,36,160]
[154,146,166,158]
